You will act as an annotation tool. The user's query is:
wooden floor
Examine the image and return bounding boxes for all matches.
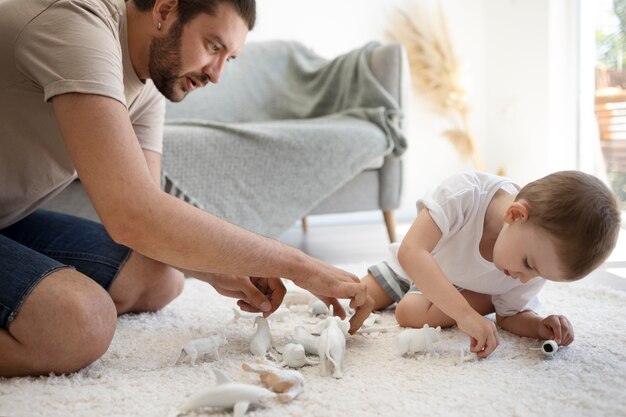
[279,217,626,291]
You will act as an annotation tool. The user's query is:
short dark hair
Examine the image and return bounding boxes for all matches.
[132,0,256,29]
[516,170,621,280]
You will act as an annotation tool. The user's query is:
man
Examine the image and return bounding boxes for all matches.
[0,0,374,377]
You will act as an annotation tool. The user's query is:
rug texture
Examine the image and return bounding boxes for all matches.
[1,263,625,417]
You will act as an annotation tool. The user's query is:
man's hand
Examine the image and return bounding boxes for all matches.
[537,314,574,346]
[288,260,374,334]
[203,274,286,317]
[457,312,500,358]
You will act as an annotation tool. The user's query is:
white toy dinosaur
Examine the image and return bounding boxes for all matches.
[250,316,273,358]
[175,333,227,366]
[396,324,441,356]
[173,368,276,417]
[277,343,319,368]
[242,360,305,402]
[316,313,349,378]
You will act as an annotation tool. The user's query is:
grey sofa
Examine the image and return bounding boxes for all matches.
[43,41,409,242]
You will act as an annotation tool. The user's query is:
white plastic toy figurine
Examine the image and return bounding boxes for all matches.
[277,343,319,368]
[308,299,329,316]
[396,324,441,357]
[172,368,276,417]
[530,340,559,357]
[232,308,261,322]
[175,333,227,366]
[290,326,320,356]
[242,360,305,402]
[268,306,291,321]
[232,306,291,323]
[316,312,349,378]
[250,316,273,358]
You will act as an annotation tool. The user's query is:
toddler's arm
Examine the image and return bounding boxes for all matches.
[497,311,574,345]
[398,209,499,357]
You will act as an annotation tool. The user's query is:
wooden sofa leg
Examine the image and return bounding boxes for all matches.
[383,210,397,243]
[302,217,308,234]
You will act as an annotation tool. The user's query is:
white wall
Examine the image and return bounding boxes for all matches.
[248,0,581,222]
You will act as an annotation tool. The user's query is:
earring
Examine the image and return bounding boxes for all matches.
[157,21,162,30]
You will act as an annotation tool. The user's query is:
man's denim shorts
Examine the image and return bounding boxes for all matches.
[0,209,131,330]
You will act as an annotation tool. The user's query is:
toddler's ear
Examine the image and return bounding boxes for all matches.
[503,200,529,224]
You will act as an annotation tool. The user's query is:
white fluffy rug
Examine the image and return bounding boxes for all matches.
[2,263,626,417]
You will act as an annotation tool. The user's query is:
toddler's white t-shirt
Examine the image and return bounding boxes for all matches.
[386,171,546,316]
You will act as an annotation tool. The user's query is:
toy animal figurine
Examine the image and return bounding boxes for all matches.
[268,306,291,321]
[242,360,305,402]
[173,368,276,417]
[232,306,291,323]
[316,313,349,378]
[175,333,227,366]
[290,326,320,356]
[277,343,319,368]
[308,299,329,316]
[396,324,441,356]
[232,307,261,322]
[250,316,273,358]
[357,324,399,335]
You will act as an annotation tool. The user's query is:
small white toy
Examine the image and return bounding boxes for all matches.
[173,368,276,417]
[396,324,441,356]
[175,333,227,366]
[338,298,355,316]
[277,343,319,368]
[308,299,329,316]
[357,324,399,335]
[268,306,291,321]
[242,360,305,402]
[316,313,349,378]
[456,347,478,365]
[232,307,290,324]
[290,326,320,356]
[531,340,559,357]
[232,308,261,322]
[362,312,380,328]
[250,316,273,358]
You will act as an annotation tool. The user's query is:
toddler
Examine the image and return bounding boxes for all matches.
[362,170,620,357]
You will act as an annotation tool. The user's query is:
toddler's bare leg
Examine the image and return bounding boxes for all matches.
[360,273,395,311]
[395,290,494,328]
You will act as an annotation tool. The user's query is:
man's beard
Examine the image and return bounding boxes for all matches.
[148,21,187,102]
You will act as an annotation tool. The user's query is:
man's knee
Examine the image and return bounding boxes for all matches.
[54,285,117,371]
[1,268,116,376]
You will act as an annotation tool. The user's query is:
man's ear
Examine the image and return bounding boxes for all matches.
[503,200,530,224]
[153,0,179,28]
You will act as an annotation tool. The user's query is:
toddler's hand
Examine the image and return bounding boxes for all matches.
[538,314,574,346]
[457,313,499,358]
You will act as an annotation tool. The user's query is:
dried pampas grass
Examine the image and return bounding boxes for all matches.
[388,0,484,170]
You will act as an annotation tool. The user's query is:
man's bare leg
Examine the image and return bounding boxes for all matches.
[395,290,495,328]
[108,251,185,314]
[0,268,117,377]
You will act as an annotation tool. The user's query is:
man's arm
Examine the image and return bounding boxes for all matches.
[52,93,373,332]
[397,208,499,357]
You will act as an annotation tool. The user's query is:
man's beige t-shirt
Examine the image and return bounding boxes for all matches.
[0,0,165,229]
